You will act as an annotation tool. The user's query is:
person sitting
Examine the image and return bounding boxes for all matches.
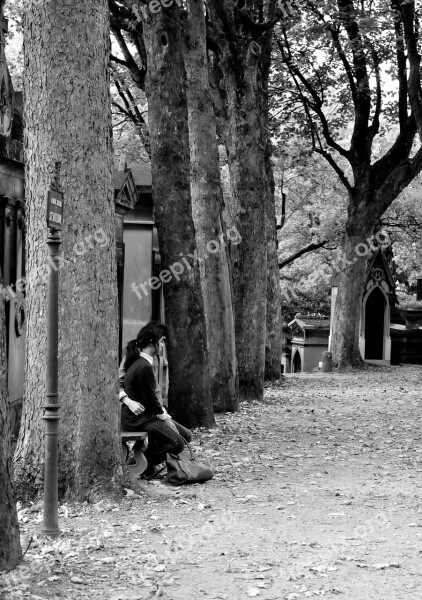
[119,322,192,444]
[121,326,191,480]
[119,321,169,408]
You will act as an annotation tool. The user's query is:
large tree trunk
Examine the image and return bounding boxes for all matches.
[264,140,282,379]
[331,202,372,369]
[14,0,123,501]
[143,9,214,428]
[0,271,21,570]
[183,0,238,413]
[222,41,268,401]
[207,11,274,400]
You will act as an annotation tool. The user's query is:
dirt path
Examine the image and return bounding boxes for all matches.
[1,365,422,600]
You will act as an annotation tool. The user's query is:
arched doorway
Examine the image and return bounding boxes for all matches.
[364,287,386,360]
[292,350,302,373]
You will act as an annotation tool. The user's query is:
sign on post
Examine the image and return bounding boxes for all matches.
[47,188,64,230]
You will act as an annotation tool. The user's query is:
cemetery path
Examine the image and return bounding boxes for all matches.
[1,365,422,600]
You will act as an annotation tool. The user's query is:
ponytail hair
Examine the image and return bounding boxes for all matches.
[124,339,140,371]
[124,326,161,371]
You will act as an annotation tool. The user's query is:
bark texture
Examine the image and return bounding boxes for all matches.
[264,141,282,380]
[14,0,123,501]
[210,37,268,400]
[183,0,238,413]
[0,271,22,570]
[227,94,268,400]
[331,199,372,369]
[143,9,214,428]
[207,7,277,400]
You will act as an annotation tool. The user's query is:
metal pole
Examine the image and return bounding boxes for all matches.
[42,229,61,538]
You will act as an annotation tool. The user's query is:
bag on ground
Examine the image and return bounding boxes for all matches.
[166,443,213,485]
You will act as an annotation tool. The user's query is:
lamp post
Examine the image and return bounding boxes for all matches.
[42,168,63,538]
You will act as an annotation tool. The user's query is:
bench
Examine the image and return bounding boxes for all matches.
[121,431,148,480]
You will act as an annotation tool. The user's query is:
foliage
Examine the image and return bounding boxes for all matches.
[383,173,422,296]
[270,0,422,366]
[398,298,422,310]
[4,3,22,90]
[110,59,150,160]
[271,0,422,200]
[275,135,344,319]
[275,136,346,258]
[275,131,422,316]
[274,125,422,315]
[113,116,149,165]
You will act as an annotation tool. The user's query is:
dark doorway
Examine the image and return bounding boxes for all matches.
[292,350,302,373]
[364,287,386,359]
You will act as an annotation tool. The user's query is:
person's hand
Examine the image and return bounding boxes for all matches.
[157,407,170,420]
[124,398,145,415]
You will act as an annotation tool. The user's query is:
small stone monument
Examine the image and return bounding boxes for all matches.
[329,248,395,365]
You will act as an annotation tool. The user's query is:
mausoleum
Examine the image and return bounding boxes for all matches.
[329,247,395,366]
[288,315,330,373]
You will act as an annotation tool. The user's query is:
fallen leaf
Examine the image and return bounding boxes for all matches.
[109,591,145,600]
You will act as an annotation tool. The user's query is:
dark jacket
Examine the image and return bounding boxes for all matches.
[121,357,164,430]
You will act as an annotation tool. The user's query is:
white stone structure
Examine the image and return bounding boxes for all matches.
[329,248,394,366]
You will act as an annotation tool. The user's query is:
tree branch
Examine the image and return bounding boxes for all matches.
[112,100,131,119]
[112,82,151,158]
[113,117,130,128]
[371,113,417,189]
[327,25,358,107]
[400,0,422,139]
[110,24,146,90]
[277,36,350,161]
[279,239,332,269]
[391,0,408,130]
[313,146,352,194]
[234,5,285,35]
[337,0,371,163]
[128,29,148,72]
[376,145,422,216]
[110,53,129,67]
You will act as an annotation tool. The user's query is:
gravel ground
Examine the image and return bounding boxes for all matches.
[1,364,422,600]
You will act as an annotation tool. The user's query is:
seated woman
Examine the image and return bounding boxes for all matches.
[119,321,169,408]
[119,322,192,441]
[121,326,191,480]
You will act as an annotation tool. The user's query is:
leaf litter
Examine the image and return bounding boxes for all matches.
[1,366,422,599]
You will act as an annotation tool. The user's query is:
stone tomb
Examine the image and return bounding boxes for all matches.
[288,315,330,373]
[330,248,395,365]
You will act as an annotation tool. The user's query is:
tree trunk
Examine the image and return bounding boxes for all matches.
[207,11,274,400]
[14,0,123,501]
[0,271,21,570]
[264,141,282,380]
[183,0,238,413]
[143,10,214,428]
[222,42,268,401]
[331,205,372,369]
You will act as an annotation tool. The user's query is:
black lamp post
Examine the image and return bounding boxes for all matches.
[42,166,63,538]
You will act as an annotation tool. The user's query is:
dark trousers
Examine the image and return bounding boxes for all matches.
[143,418,192,470]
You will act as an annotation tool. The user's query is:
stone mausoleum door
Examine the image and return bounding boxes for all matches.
[364,286,386,360]
[292,350,302,373]
[359,253,393,365]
